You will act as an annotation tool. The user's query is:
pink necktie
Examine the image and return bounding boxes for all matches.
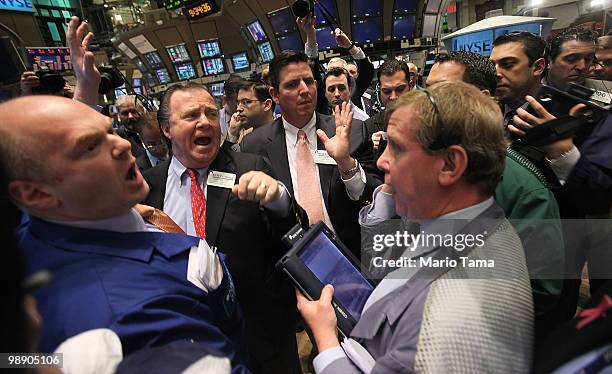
[296,129,325,225]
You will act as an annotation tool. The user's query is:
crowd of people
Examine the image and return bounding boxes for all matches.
[2,14,612,374]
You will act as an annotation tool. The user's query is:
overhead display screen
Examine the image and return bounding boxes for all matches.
[278,32,303,52]
[133,78,141,87]
[258,42,274,63]
[208,82,224,97]
[316,26,337,49]
[246,20,267,43]
[393,15,416,40]
[26,47,72,71]
[351,0,383,17]
[144,51,164,68]
[231,52,250,71]
[175,63,197,80]
[197,39,221,58]
[394,0,418,13]
[268,6,296,35]
[352,17,383,43]
[144,73,157,87]
[155,68,172,84]
[166,43,191,63]
[202,58,225,76]
[314,0,338,27]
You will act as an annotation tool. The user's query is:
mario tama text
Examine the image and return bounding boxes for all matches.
[372,255,494,269]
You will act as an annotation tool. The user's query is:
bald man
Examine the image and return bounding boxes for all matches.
[0,95,254,371]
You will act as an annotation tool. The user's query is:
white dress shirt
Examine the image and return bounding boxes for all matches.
[164,156,291,237]
[282,113,366,232]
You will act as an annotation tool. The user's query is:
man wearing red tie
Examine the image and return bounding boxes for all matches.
[141,82,308,374]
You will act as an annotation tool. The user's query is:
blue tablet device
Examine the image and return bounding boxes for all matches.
[277,222,374,337]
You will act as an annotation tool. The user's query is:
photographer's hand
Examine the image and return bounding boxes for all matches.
[67,17,101,106]
[510,95,585,158]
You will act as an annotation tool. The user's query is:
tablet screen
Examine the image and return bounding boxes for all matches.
[297,231,373,320]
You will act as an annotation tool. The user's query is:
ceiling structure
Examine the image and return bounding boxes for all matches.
[112,0,447,89]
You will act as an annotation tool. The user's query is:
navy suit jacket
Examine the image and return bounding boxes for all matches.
[17,217,250,373]
[240,113,382,257]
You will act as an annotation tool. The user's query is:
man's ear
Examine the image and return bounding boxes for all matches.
[438,145,468,187]
[480,89,491,96]
[160,121,172,140]
[269,86,281,105]
[8,180,59,212]
[533,57,547,77]
[263,98,273,112]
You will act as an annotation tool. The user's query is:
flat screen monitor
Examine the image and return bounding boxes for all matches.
[166,43,191,63]
[132,78,141,87]
[314,0,338,27]
[155,68,171,84]
[231,52,250,72]
[26,47,72,71]
[197,39,221,58]
[316,26,337,49]
[144,51,164,68]
[278,31,303,52]
[258,42,274,63]
[133,87,142,95]
[114,87,127,97]
[394,0,418,13]
[352,17,383,43]
[268,6,296,35]
[174,62,197,80]
[202,58,225,76]
[246,20,267,43]
[351,0,383,17]
[208,82,224,97]
[133,58,147,73]
[393,15,416,40]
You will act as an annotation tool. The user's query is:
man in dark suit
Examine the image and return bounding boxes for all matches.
[240,51,381,256]
[0,94,250,372]
[142,82,307,374]
[136,112,168,172]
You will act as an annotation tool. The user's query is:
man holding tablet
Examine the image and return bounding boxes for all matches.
[297,81,534,373]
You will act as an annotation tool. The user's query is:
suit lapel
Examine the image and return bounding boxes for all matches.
[266,119,294,196]
[316,113,336,207]
[143,159,170,209]
[205,150,233,247]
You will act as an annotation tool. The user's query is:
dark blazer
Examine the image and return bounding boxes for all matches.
[136,152,153,172]
[240,113,382,257]
[142,148,307,374]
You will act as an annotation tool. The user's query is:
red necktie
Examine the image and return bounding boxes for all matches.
[186,168,206,238]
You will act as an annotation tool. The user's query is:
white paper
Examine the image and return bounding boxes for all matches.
[129,34,156,54]
[313,149,337,165]
[187,240,223,292]
[207,171,237,189]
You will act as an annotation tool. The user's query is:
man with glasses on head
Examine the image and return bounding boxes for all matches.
[224,80,276,146]
[297,81,533,373]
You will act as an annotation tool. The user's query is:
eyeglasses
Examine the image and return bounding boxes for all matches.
[237,98,261,107]
[422,89,454,150]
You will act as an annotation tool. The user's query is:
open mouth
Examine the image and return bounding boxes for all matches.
[127,162,137,181]
[194,136,211,146]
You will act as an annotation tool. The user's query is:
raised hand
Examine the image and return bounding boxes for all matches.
[67,16,100,105]
[317,101,355,171]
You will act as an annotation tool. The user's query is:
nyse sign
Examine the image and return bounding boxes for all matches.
[0,0,35,12]
[452,30,494,56]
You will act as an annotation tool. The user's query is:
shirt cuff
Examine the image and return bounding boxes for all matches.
[350,47,366,60]
[305,42,319,59]
[342,163,366,200]
[313,346,347,374]
[263,181,291,216]
[359,184,396,226]
[549,146,580,185]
